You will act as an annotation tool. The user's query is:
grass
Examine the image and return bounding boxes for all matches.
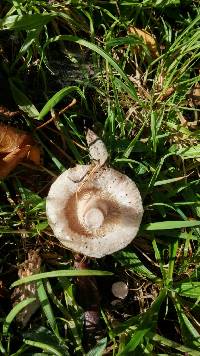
[0,0,200,355]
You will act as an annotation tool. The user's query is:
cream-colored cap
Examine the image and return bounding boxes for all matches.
[46,165,143,258]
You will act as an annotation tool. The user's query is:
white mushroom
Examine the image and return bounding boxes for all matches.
[112,281,128,299]
[46,163,143,258]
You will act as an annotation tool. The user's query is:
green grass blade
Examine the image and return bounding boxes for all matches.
[154,176,187,186]
[151,111,158,153]
[147,153,174,190]
[152,239,166,282]
[175,145,200,159]
[24,340,63,356]
[113,250,159,281]
[167,239,178,285]
[173,282,200,298]
[145,220,200,230]
[38,86,85,120]
[3,298,36,335]
[87,337,107,356]
[118,327,150,355]
[151,332,200,356]
[0,13,56,30]
[10,269,113,288]
[23,326,69,355]
[106,36,143,48]
[113,76,139,102]
[37,280,60,339]
[172,293,200,349]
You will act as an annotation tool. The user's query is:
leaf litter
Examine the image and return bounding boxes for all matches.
[128,26,159,59]
[11,250,41,327]
[0,123,41,178]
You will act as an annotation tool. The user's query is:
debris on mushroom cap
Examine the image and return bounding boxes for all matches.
[111,281,128,299]
[86,129,108,166]
[46,164,143,258]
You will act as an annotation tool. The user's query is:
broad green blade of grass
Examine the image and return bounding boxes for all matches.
[3,298,36,335]
[173,282,200,298]
[45,280,66,316]
[175,145,200,159]
[86,337,107,356]
[151,111,158,153]
[37,280,60,340]
[24,340,64,356]
[106,36,144,49]
[113,77,141,105]
[0,13,56,30]
[38,86,86,120]
[59,277,84,355]
[152,239,166,282]
[114,158,148,174]
[172,293,200,349]
[166,239,178,285]
[154,176,188,186]
[23,326,69,355]
[151,332,200,356]
[0,340,6,354]
[11,269,113,288]
[112,315,140,336]
[145,220,200,230]
[118,327,150,355]
[113,250,159,281]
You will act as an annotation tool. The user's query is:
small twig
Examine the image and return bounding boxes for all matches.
[59,98,76,115]
[36,98,77,130]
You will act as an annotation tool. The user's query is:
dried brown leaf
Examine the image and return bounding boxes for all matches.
[0,123,40,178]
[128,26,159,58]
[0,106,20,118]
[160,87,175,101]
[11,250,41,327]
[190,83,200,106]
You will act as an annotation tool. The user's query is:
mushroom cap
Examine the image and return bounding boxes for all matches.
[46,165,143,258]
[111,281,128,299]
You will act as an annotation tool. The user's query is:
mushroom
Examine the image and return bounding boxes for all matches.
[111,281,128,299]
[46,131,143,258]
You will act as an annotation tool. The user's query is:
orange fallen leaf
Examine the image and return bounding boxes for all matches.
[0,123,40,178]
[128,26,159,59]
